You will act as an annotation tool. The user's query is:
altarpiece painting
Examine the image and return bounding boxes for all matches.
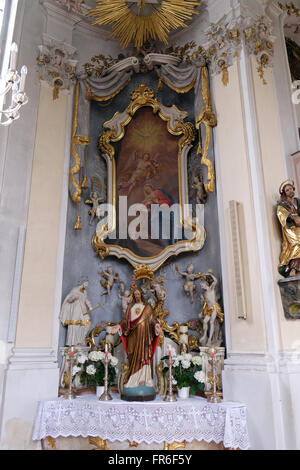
[92,84,206,271]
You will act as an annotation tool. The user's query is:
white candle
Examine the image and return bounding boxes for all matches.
[10,83,18,107]
[10,43,18,71]
[19,66,27,93]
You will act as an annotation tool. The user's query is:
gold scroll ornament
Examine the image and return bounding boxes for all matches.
[70,81,90,229]
[196,66,217,193]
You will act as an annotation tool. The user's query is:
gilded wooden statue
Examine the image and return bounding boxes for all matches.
[277,179,300,277]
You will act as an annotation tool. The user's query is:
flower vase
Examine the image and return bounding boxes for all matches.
[96,386,105,398]
[177,386,190,399]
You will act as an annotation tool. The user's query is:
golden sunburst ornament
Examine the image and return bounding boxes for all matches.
[88,0,201,49]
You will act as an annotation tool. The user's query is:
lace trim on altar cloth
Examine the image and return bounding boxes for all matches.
[32,395,250,449]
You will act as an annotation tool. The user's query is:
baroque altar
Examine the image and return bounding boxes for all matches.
[55,0,226,430]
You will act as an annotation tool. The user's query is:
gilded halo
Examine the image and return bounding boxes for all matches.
[88,0,201,49]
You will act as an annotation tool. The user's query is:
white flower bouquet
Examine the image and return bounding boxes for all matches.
[75,350,119,388]
[162,352,205,395]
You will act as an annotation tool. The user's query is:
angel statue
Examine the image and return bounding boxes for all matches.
[59,0,84,13]
[175,263,202,304]
[277,179,300,277]
[118,290,131,314]
[150,278,167,302]
[192,174,207,204]
[199,270,224,347]
[59,280,92,346]
[85,190,104,226]
[100,266,119,296]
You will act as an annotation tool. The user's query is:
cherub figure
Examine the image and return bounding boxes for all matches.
[150,279,167,301]
[192,175,207,204]
[100,266,119,296]
[175,264,202,304]
[59,0,83,13]
[117,276,125,295]
[199,270,224,346]
[74,0,83,13]
[118,152,162,195]
[85,191,104,226]
[118,290,131,314]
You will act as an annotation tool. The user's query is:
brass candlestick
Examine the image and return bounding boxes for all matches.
[207,350,221,403]
[99,354,113,401]
[63,347,77,400]
[164,357,177,402]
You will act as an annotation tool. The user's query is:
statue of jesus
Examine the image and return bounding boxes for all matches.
[112,287,161,401]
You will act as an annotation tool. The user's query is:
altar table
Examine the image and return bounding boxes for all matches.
[32,394,250,450]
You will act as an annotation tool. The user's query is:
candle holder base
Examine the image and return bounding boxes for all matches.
[63,390,76,400]
[99,391,113,401]
[206,394,222,403]
[164,393,177,402]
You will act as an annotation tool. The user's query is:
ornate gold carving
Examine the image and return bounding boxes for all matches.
[64,319,91,326]
[257,54,270,85]
[83,54,118,78]
[89,437,110,450]
[126,84,159,116]
[243,17,274,85]
[164,42,204,65]
[74,213,82,231]
[92,224,110,260]
[278,2,300,16]
[188,334,199,350]
[161,318,180,343]
[42,437,57,450]
[98,130,117,161]
[88,0,201,49]
[164,441,187,450]
[85,323,104,349]
[128,441,139,447]
[70,81,90,207]
[196,67,217,193]
[133,264,155,282]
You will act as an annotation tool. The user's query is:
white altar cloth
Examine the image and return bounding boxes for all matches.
[32,394,250,449]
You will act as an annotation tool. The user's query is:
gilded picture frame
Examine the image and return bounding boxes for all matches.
[92,84,206,271]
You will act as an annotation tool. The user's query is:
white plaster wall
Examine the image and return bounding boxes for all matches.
[15,82,69,348]
[72,23,122,64]
[212,61,267,352]
[0,0,44,407]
